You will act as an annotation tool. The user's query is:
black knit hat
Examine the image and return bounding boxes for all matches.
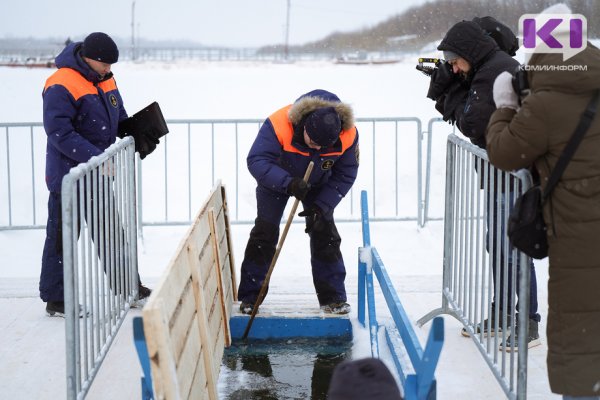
[304,106,341,147]
[81,32,119,64]
[328,358,403,400]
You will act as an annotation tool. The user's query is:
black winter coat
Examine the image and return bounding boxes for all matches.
[437,21,519,149]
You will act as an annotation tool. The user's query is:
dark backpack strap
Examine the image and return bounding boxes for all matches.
[543,90,600,200]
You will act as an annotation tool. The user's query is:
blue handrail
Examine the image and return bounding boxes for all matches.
[357,190,444,400]
[133,317,154,400]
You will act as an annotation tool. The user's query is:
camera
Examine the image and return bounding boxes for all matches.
[416,58,444,76]
[511,65,530,104]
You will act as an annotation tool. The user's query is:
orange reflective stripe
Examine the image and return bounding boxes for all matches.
[269,105,310,156]
[269,104,357,157]
[44,68,97,101]
[98,78,117,92]
[321,126,357,156]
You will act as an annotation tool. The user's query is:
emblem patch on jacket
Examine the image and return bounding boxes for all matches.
[321,159,334,170]
[109,94,118,108]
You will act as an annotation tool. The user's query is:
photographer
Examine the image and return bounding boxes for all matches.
[427,19,541,349]
[487,40,600,399]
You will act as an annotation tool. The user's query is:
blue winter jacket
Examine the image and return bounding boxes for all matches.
[42,42,127,192]
[247,90,359,213]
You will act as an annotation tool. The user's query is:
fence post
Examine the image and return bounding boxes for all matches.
[62,176,78,400]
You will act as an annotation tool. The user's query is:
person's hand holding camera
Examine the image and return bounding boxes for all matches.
[427,62,456,100]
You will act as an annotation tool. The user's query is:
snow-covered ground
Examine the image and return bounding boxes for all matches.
[0,55,557,399]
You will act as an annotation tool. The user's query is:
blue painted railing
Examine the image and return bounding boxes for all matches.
[357,190,444,400]
[133,317,154,400]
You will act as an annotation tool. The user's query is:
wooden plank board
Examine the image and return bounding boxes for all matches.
[209,208,231,347]
[218,239,232,295]
[175,316,203,399]
[146,250,192,321]
[207,291,222,341]
[220,185,237,301]
[211,326,225,380]
[221,257,233,313]
[142,301,180,400]
[202,267,218,315]
[198,236,214,286]
[170,279,196,363]
[187,367,210,400]
[186,241,218,400]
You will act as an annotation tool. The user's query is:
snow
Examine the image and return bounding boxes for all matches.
[0,54,557,399]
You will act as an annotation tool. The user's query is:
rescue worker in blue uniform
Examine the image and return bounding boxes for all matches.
[41,32,151,317]
[238,89,359,314]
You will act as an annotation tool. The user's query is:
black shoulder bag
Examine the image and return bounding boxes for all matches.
[508,91,600,259]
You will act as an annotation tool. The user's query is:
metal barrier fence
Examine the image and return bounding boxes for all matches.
[0,117,452,232]
[62,137,139,400]
[417,134,533,400]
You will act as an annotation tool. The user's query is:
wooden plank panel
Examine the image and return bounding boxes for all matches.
[208,192,224,220]
[211,327,225,380]
[146,250,192,321]
[187,366,210,400]
[202,266,218,311]
[217,233,230,274]
[218,239,232,306]
[169,279,197,363]
[142,301,180,400]
[220,185,237,301]
[207,292,223,345]
[198,238,214,285]
[221,260,233,314]
[175,316,203,399]
[186,183,221,228]
[141,183,235,400]
[209,208,231,347]
[207,287,220,319]
[186,241,218,400]
[188,215,211,259]
[214,208,226,240]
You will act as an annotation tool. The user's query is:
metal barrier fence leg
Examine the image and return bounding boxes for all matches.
[417,136,461,327]
[63,181,77,400]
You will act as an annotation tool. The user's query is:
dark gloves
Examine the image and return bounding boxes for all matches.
[299,205,324,233]
[118,119,160,160]
[132,132,160,160]
[427,62,456,101]
[287,177,311,200]
[118,102,169,160]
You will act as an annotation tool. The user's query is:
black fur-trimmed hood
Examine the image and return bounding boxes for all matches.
[288,89,354,131]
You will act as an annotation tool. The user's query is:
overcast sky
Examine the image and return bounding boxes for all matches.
[2,0,429,47]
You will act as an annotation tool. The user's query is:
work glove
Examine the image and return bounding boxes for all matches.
[287,177,311,201]
[493,71,519,110]
[298,205,324,234]
[427,62,456,101]
[132,131,160,160]
[118,120,161,160]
